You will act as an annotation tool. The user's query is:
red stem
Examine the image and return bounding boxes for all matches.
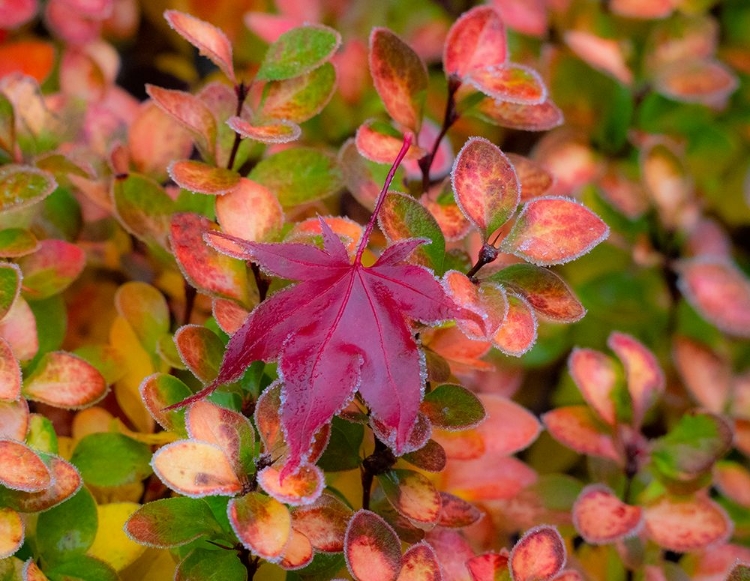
[354,132,414,265]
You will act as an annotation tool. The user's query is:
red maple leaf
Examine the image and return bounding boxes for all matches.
[170,136,476,477]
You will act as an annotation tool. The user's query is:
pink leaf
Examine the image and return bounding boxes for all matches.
[572,484,642,544]
[607,332,664,430]
[17,239,85,300]
[0,338,21,401]
[212,298,250,335]
[369,27,428,132]
[677,258,750,338]
[189,220,468,476]
[279,528,313,570]
[477,394,541,456]
[129,103,194,182]
[610,0,675,19]
[214,177,283,244]
[229,491,291,561]
[500,196,609,266]
[397,542,441,581]
[356,120,427,164]
[492,0,547,37]
[0,440,50,492]
[655,59,738,107]
[672,337,730,414]
[714,462,750,508]
[475,98,564,131]
[165,10,235,82]
[564,31,633,85]
[168,160,240,195]
[0,399,29,440]
[0,0,38,29]
[444,6,507,78]
[466,64,547,105]
[22,352,107,409]
[568,348,619,426]
[542,406,620,462]
[0,296,38,362]
[510,525,566,581]
[345,510,402,581]
[150,440,243,497]
[227,116,301,144]
[492,292,537,356]
[451,136,519,239]
[443,455,536,501]
[644,495,732,552]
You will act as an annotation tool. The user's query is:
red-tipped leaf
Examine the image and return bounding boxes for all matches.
[345,510,402,581]
[572,484,642,544]
[509,525,566,581]
[165,10,235,82]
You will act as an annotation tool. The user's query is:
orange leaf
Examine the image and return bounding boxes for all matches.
[355,120,427,164]
[542,406,619,462]
[564,31,633,86]
[227,116,301,144]
[467,63,547,104]
[655,59,738,106]
[678,258,750,338]
[291,493,351,552]
[0,440,50,491]
[378,469,442,524]
[0,454,81,512]
[279,528,313,570]
[572,484,643,544]
[369,28,428,132]
[509,525,566,581]
[492,293,537,356]
[443,456,536,501]
[22,352,107,409]
[215,177,283,244]
[229,491,291,561]
[610,0,675,19]
[397,542,441,581]
[151,440,243,497]
[644,495,732,552]
[0,506,23,559]
[258,464,325,506]
[174,325,224,383]
[500,196,609,266]
[168,160,240,195]
[507,154,554,201]
[478,394,541,456]
[714,462,750,508]
[444,6,506,79]
[437,492,482,528]
[475,98,564,131]
[345,510,402,581]
[165,10,235,82]
[0,40,55,83]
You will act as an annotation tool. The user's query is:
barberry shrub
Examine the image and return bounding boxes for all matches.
[0,1,749,580]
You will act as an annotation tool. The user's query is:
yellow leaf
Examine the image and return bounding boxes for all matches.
[88,502,146,571]
[121,547,177,581]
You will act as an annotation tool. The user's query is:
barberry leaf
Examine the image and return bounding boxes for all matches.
[0,400,27,441]
[379,190,446,272]
[509,525,566,581]
[421,384,486,430]
[0,453,81,513]
[444,6,507,79]
[258,62,337,124]
[112,173,175,249]
[378,469,442,524]
[229,492,292,561]
[451,136,519,240]
[443,455,536,501]
[607,332,664,430]
[226,116,302,144]
[215,177,283,244]
[474,98,564,131]
[655,59,738,106]
[500,196,609,266]
[0,229,39,258]
[345,510,402,581]
[477,394,541,456]
[165,10,235,82]
[677,258,750,338]
[175,547,246,581]
[542,406,619,461]
[139,373,191,435]
[369,28,428,132]
[256,24,341,81]
[466,64,547,105]
[258,464,325,506]
[485,263,585,322]
[0,507,23,559]
[0,440,50,492]
[124,497,222,548]
[174,325,224,383]
[168,160,241,195]
[196,219,467,476]
[356,120,427,164]
[402,439,446,472]
[279,528,314,570]
[644,495,732,552]
[0,338,21,401]
[673,336,729,414]
[397,542,441,581]
[248,147,344,207]
[467,552,508,581]
[22,352,107,409]
[568,348,619,426]
[71,433,152,488]
[17,240,85,300]
[437,492,482,528]
[290,493,351,552]
[610,0,674,18]
[572,484,642,544]
[492,292,537,356]
[714,462,750,508]
[0,165,56,213]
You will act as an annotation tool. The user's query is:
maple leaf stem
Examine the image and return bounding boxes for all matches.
[355,132,414,264]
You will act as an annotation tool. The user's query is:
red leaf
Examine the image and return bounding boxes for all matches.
[572,484,642,544]
[673,336,730,414]
[475,98,564,131]
[189,218,467,476]
[467,552,509,581]
[500,196,609,266]
[466,64,547,105]
[369,27,428,132]
[509,525,566,581]
[165,10,235,82]
[444,6,507,79]
[451,137,519,239]
[677,258,750,338]
[345,510,402,581]
[607,332,664,430]
[397,542,441,581]
[0,440,50,492]
[542,406,619,462]
[644,495,732,552]
[437,492,482,528]
[568,348,619,426]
